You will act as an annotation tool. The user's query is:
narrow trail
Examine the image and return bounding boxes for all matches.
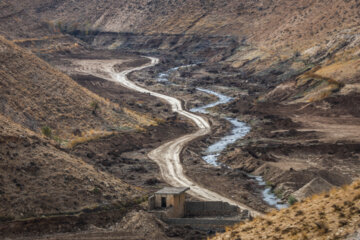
[73,57,261,216]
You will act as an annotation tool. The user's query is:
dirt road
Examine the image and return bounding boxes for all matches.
[72,57,261,216]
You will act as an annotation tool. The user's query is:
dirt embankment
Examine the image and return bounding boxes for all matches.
[0,50,201,239]
[213,180,360,240]
[219,78,360,201]
[123,35,360,210]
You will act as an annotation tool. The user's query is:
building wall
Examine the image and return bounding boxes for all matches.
[154,193,186,218]
[164,218,242,231]
[171,193,185,218]
[148,195,155,210]
[185,201,239,217]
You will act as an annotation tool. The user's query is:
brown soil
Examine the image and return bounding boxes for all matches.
[219,87,360,200]
[0,1,359,239]
[181,117,268,212]
[0,36,153,142]
[213,181,360,240]
[8,210,206,240]
[0,49,202,239]
[0,113,140,222]
[70,121,193,193]
[127,53,360,210]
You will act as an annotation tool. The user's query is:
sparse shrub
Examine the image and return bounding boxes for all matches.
[145,178,160,185]
[130,166,148,173]
[353,194,360,201]
[90,101,99,115]
[295,210,304,216]
[266,181,273,187]
[288,195,298,205]
[338,220,348,227]
[274,188,284,199]
[92,187,102,195]
[294,51,301,57]
[0,216,15,222]
[52,135,63,144]
[315,221,329,233]
[319,211,326,219]
[332,204,342,211]
[41,126,52,138]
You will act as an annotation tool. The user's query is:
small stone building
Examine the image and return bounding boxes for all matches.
[148,187,250,230]
[149,187,190,218]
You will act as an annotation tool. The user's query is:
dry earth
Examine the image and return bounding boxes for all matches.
[212,180,360,240]
[0,0,359,239]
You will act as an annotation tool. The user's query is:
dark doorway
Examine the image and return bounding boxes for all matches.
[161,197,167,208]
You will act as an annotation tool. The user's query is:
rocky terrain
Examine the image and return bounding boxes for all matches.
[0,112,140,225]
[0,0,359,239]
[213,180,360,240]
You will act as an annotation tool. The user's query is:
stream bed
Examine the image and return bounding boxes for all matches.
[157,68,288,209]
[190,88,250,167]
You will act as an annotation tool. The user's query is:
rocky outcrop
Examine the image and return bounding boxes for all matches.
[292,177,334,201]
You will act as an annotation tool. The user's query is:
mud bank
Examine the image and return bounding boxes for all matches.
[189,88,287,209]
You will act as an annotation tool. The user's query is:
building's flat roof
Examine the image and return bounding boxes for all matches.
[155,187,190,195]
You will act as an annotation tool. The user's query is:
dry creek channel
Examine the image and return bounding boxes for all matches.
[157,65,288,210]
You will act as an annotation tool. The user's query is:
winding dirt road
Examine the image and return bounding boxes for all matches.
[73,57,260,216]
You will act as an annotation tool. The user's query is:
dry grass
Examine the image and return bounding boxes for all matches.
[292,72,343,103]
[212,180,360,240]
[315,58,360,84]
[66,129,115,148]
[11,35,65,43]
[0,35,155,142]
[0,114,141,220]
[123,108,158,127]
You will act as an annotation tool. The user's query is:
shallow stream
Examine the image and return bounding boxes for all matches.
[157,67,288,209]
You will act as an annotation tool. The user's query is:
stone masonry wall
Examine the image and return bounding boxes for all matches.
[185,201,239,217]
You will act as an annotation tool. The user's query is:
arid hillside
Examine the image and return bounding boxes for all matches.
[213,180,360,240]
[0,36,154,222]
[0,113,141,220]
[2,0,359,50]
[1,0,359,81]
[0,35,159,145]
[0,0,359,239]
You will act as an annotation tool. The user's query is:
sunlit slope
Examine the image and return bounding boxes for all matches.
[213,181,360,240]
[0,35,155,143]
[0,113,140,220]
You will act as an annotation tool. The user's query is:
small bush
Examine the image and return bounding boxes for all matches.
[145,178,160,185]
[90,101,99,115]
[274,188,284,199]
[92,187,102,195]
[0,216,14,222]
[288,195,298,205]
[41,126,52,138]
[315,221,329,233]
[295,210,304,216]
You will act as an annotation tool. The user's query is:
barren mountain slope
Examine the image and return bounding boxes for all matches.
[0,113,140,220]
[0,1,359,238]
[213,180,360,240]
[0,35,157,143]
[2,0,359,51]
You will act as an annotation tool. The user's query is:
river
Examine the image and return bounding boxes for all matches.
[157,67,288,209]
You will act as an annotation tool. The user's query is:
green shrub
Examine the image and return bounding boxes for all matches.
[0,216,14,222]
[288,195,298,205]
[90,101,100,115]
[273,188,284,199]
[92,187,102,195]
[41,126,52,138]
